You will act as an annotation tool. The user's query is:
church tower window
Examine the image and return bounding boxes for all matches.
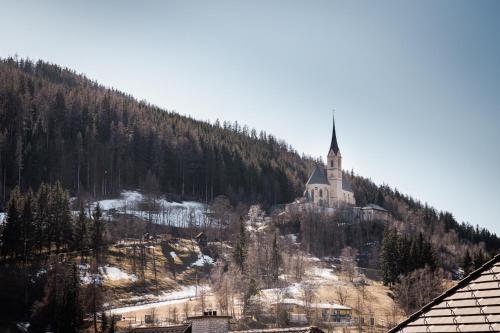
[319,189,323,197]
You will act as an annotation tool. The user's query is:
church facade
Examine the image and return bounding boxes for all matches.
[304,115,355,207]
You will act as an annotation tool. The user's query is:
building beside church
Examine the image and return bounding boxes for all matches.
[304,115,355,207]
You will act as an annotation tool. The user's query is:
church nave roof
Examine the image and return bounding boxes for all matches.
[305,165,329,185]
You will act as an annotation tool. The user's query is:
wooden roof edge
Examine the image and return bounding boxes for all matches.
[388,252,500,333]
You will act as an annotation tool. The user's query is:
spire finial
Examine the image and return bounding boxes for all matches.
[329,110,340,154]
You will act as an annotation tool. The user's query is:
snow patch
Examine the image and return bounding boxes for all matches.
[78,264,102,285]
[91,191,207,228]
[309,267,338,281]
[100,266,137,282]
[191,254,214,267]
[109,285,210,315]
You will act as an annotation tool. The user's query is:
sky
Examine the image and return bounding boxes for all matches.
[1,0,500,233]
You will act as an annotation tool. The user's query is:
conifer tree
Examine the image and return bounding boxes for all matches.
[35,183,50,254]
[60,264,83,333]
[462,250,474,276]
[91,203,104,264]
[1,187,22,257]
[474,249,487,270]
[380,227,399,285]
[50,183,73,253]
[100,311,109,333]
[21,189,35,260]
[233,217,247,272]
[271,233,281,282]
[75,201,88,264]
[90,203,105,333]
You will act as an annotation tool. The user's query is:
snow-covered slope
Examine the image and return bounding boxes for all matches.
[89,191,207,228]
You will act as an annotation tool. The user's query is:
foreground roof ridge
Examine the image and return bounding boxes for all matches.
[388,252,500,332]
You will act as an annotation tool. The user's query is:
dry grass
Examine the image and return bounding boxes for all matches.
[314,272,405,329]
[101,237,212,307]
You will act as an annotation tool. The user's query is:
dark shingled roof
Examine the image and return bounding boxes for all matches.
[305,165,329,185]
[131,324,191,333]
[233,326,324,333]
[389,253,500,333]
[329,114,340,155]
[306,167,354,194]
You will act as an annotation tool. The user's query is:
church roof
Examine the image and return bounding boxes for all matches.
[305,165,329,185]
[342,173,353,192]
[305,167,354,193]
[389,253,500,333]
[329,113,340,155]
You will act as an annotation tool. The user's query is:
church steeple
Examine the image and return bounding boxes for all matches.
[329,112,340,155]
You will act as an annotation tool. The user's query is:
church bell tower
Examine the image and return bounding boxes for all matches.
[327,113,343,207]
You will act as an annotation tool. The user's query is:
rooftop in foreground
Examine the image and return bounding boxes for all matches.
[389,253,500,333]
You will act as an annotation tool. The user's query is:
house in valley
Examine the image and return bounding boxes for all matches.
[273,299,352,326]
[130,311,327,333]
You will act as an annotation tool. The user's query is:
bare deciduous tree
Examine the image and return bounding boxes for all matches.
[341,246,359,282]
[336,286,349,305]
[301,282,317,324]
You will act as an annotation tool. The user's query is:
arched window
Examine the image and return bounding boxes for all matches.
[319,189,323,197]
[311,190,314,201]
[331,160,334,167]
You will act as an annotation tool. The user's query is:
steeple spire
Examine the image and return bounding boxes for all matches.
[330,110,340,154]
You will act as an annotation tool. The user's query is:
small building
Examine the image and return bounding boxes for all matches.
[131,324,192,333]
[273,299,352,325]
[359,204,390,221]
[188,311,232,333]
[389,253,500,332]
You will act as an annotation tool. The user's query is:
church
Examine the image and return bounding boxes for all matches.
[304,115,356,207]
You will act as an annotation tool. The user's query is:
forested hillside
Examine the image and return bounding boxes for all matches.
[1,57,498,260]
[0,57,314,209]
[348,174,500,271]
[1,57,498,261]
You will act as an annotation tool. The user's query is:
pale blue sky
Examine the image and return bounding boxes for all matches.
[1,1,499,233]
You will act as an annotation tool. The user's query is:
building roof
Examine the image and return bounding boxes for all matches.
[232,326,324,333]
[329,113,340,155]
[187,315,232,319]
[131,324,191,333]
[361,203,387,211]
[389,253,500,333]
[305,166,329,185]
[305,167,354,194]
[273,298,352,310]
